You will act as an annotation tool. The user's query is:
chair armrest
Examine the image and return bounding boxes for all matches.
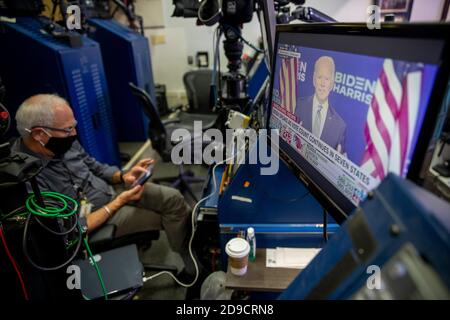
[171,131,203,146]
[169,104,184,112]
[162,118,181,125]
[89,224,117,246]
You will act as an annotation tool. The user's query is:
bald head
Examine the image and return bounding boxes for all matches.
[313,56,335,104]
[15,94,73,138]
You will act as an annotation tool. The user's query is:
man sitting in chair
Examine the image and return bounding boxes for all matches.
[12,94,198,282]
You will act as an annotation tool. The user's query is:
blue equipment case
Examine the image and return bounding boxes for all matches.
[0,17,120,165]
[280,174,450,299]
[86,18,156,142]
[217,140,339,268]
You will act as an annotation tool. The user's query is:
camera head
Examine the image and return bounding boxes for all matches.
[172,0,254,27]
[274,0,335,24]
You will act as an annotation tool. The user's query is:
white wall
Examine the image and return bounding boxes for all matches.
[291,0,447,22]
[410,0,446,21]
[134,0,263,104]
[135,0,374,103]
[293,0,371,22]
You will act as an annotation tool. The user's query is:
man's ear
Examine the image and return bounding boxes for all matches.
[28,128,47,145]
[29,129,40,139]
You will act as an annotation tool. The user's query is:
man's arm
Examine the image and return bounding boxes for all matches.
[73,141,120,184]
[85,185,144,233]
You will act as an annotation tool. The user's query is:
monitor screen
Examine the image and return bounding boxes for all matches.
[268,24,450,222]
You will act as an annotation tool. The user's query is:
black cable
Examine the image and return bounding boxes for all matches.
[217,27,222,105]
[323,209,328,243]
[0,205,26,222]
[29,198,78,236]
[22,214,82,271]
[111,4,120,18]
[222,23,265,54]
[33,213,78,236]
[51,0,59,22]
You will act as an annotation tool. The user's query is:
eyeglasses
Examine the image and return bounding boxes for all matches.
[31,120,78,136]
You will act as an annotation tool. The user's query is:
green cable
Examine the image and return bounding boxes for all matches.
[25,192,78,218]
[83,236,108,300]
[21,191,108,300]
[66,238,79,250]
[24,191,108,300]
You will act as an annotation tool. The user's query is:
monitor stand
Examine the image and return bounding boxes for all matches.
[217,138,339,267]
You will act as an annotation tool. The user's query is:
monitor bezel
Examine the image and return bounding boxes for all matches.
[267,23,450,224]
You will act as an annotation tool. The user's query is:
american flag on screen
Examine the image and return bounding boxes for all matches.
[279,56,298,114]
[361,59,424,180]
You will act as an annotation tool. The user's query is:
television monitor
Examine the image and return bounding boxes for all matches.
[267,23,450,223]
[258,0,276,69]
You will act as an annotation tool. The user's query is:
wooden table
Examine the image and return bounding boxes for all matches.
[225,248,302,292]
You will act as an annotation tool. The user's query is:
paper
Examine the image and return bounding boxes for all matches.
[266,247,321,269]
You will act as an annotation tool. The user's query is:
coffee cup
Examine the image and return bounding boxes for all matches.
[225,237,250,276]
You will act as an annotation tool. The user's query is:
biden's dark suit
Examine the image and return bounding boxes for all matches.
[295,95,347,152]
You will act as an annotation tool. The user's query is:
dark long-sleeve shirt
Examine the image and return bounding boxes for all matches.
[12,139,119,210]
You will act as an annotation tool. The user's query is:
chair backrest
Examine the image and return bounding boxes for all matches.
[183,69,215,114]
[129,82,167,154]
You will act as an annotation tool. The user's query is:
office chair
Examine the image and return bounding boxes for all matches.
[129,82,215,202]
[182,69,218,122]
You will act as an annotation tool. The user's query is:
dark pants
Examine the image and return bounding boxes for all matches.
[108,182,192,254]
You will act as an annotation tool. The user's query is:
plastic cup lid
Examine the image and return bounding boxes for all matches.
[225,238,250,259]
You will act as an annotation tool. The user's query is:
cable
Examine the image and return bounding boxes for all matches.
[198,0,222,26]
[0,225,29,300]
[33,213,78,236]
[3,191,107,300]
[82,233,108,300]
[217,26,222,105]
[222,23,266,54]
[22,213,82,271]
[29,197,78,236]
[211,25,222,107]
[21,191,82,271]
[143,152,238,286]
[0,205,27,222]
[25,192,78,218]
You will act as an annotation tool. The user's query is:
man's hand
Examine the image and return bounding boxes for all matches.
[122,158,154,186]
[86,185,144,233]
[116,185,145,206]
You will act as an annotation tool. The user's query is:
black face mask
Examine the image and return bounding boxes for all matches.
[45,135,77,157]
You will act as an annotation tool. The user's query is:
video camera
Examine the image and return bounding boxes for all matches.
[173,0,258,114]
[172,0,254,26]
[275,0,336,24]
